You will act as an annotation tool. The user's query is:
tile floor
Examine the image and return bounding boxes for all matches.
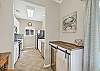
[15,49,53,71]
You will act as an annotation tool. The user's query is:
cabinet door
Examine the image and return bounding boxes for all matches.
[38,39,41,52]
[56,49,69,71]
[71,49,83,71]
[56,50,65,71]
[51,47,56,71]
[41,41,44,57]
[16,43,19,60]
[14,42,19,64]
[14,45,16,64]
[63,54,69,71]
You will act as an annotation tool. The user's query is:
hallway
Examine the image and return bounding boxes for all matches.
[15,49,53,71]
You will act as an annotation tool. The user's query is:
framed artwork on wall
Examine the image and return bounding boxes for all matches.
[62,11,77,33]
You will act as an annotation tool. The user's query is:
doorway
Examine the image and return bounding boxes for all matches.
[13,0,46,69]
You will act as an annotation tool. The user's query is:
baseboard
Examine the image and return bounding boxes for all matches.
[44,64,51,68]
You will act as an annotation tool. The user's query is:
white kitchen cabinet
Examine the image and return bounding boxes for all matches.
[38,39,42,52]
[70,49,83,71]
[50,41,83,71]
[56,48,68,71]
[56,46,83,71]
[38,39,45,53]
[14,42,19,65]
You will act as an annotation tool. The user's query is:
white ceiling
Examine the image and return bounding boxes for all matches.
[14,0,45,21]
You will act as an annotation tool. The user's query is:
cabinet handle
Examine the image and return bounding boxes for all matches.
[65,50,68,59]
[65,53,67,58]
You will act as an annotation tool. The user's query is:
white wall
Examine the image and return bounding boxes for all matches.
[59,0,86,43]
[14,17,20,34]
[22,0,60,65]
[17,18,42,48]
[0,0,13,68]
[17,18,42,34]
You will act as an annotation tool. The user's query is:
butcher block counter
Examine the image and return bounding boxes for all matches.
[49,41,83,50]
[0,52,10,71]
[49,41,84,71]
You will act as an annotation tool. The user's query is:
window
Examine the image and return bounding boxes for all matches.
[26,29,34,36]
[30,30,34,35]
[26,29,30,35]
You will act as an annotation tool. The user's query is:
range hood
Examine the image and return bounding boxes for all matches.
[52,0,63,4]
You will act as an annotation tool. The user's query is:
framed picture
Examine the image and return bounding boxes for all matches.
[62,11,77,33]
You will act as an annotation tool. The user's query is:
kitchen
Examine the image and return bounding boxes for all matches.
[13,0,46,66]
[13,0,85,70]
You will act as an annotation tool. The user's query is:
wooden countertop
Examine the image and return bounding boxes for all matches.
[50,41,84,50]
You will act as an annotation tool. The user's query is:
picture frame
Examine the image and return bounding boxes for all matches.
[62,11,77,33]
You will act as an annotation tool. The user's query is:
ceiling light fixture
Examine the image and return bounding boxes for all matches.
[28,22,32,26]
[27,8,34,18]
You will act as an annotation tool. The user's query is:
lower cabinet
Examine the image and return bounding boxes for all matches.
[50,41,83,71]
[56,47,83,71]
[56,49,68,71]
[51,46,57,71]
[41,41,44,58]
[38,39,41,52]
[14,42,19,65]
[38,39,45,58]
